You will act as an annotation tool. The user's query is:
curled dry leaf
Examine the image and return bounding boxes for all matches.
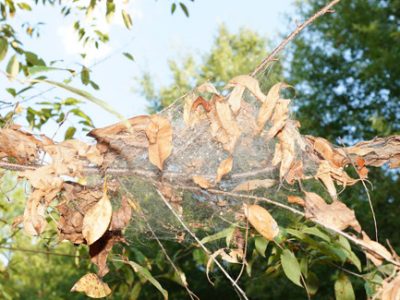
[226,85,245,115]
[216,156,233,183]
[109,195,132,231]
[304,192,361,232]
[266,99,291,139]
[232,179,276,192]
[82,190,113,245]
[146,115,173,170]
[227,75,266,103]
[0,127,42,163]
[316,161,338,200]
[257,82,288,132]
[380,273,400,300]
[23,190,47,235]
[360,231,393,266]
[287,195,305,206]
[244,204,279,241]
[71,273,111,298]
[90,231,126,277]
[192,175,212,189]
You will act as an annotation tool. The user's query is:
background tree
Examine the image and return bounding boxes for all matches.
[139,24,283,112]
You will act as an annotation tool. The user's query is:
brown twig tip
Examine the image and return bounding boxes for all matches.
[251,0,341,77]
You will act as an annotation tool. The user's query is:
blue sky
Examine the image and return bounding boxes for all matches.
[1,0,296,138]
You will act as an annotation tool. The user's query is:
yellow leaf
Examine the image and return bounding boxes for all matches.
[146,115,173,170]
[244,204,279,241]
[71,273,111,298]
[216,156,233,183]
[82,190,112,245]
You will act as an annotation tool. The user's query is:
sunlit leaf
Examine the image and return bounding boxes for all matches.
[121,9,133,29]
[122,260,168,300]
[0,37,8,62]
[71,273,111,298]
[6,54,19,79]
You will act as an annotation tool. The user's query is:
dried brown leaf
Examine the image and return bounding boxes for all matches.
[82,190,113,245]
[256,83,288,132]
[266,99,291,139]
[228,75,266,102]
[71,273,111,298]
[192,175,212,189]
[226,85,245,114]
[244,204,279,241]
[146,115,173,170]
[90,231,125,277]
[360,231,393,266]
[287,195,305,206]
[0,127,42,163]
[216,156,233,183]
[110,196,132,231]
[304,192,361,232]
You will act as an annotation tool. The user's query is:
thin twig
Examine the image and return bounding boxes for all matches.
[0,245,81,258]
[250,0,341,77]
[156,189,249,300]
[338,138,378,241]
[144,217,200,300]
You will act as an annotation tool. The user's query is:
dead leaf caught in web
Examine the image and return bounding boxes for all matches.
[71,273,111,298]
[82,189,113,245]
[146,115,173,170]
[244,204,279,241]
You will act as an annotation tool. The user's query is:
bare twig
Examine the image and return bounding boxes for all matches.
[251,0,341,77]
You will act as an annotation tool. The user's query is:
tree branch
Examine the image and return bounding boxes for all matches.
[251,0,341,77]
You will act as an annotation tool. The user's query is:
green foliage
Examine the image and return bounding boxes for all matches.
[289,0,400,141]
[139,24,283,113]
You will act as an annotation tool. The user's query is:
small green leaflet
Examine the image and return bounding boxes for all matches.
[334,273,355,300]
[200,226,235,245]
[6,55,19,79]
[123,52,135,61]
[281,249,303,287]
[0,38,8,62]
[119,260,168,300]
[64,127,76,140]
[179,3,189,17]
[32,79,129,127]
[121,9,133,29]
[254,236,268,257]
[171,3,177,14]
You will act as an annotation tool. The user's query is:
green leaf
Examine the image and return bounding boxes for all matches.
[64,127,76,140]
[302,226,330,242]
[17,2,32,10]
[334,273,355,300]
[254,236,268,257]
[80,66,90,85]
[306,272,319,296]
[6,55,19,79]
[200,226,235,244]
[280,249,303,287]
[33,79,128,125]
[123,52,135,61]
[179,3,189,17]
[121,260,168,300]
[121,9,133,29]
[0,37,8,62]
[171,3,177,14]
